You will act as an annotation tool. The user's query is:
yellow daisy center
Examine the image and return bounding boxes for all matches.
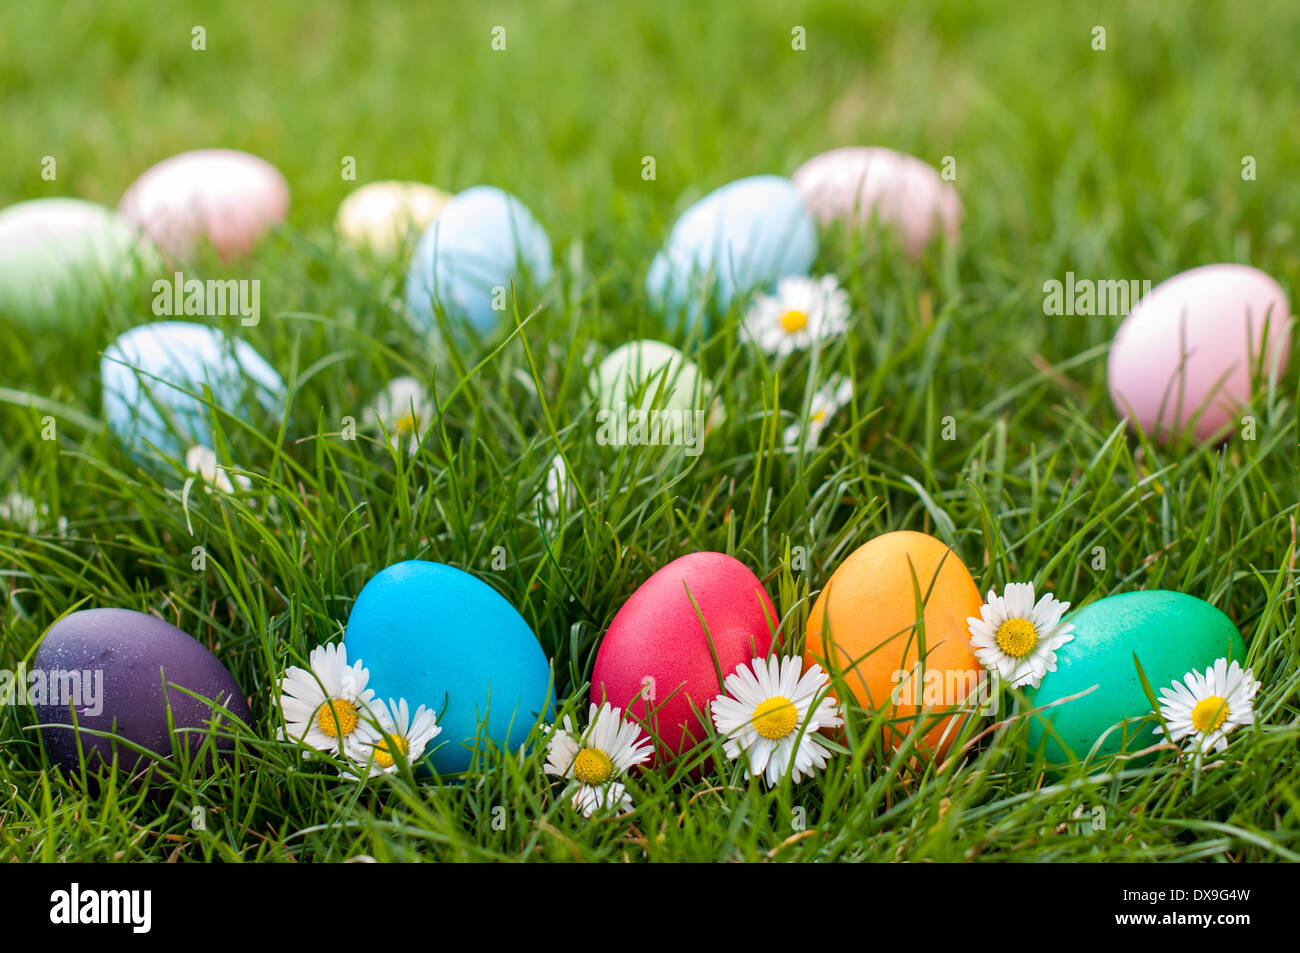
[995,618,1039,658]
[811,409,827,423]
[1191,696,1229,734]
[752,696,798,740]
[780,309,808,333]
[395,412,418,434]
[373,733,410,769]
[573,747,613,785]
[315,699,359,738]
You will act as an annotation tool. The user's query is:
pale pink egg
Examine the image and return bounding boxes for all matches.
[1107,264,1292,443]
[119,149,289,261]
[791,146,961,257]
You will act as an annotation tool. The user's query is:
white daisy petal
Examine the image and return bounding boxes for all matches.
[364,376,434,455]
[710,655,841,787]
[742,274,852,360]
[1153,656,1259,759]
[966,582,1074,691]
[543,703,651,812]
[276,643,378,760]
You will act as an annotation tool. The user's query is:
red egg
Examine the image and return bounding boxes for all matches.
[591,552,776,763]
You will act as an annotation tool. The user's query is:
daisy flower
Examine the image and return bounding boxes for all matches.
[1153,657,1260,756]
[711,655,843,786]
[967,583,1075,689]
[365,376,433,455]
[350,697,442,778]
[184,444,251,494]
[742,274,851,359]
[783,375,855,451]
[0,491,69,536]
[277,643,379,760]
[544,702,653,817]
[540,452,574,521]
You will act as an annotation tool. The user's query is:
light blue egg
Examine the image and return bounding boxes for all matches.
[101,321,285,457]
[646,174,818,327]
[343,560,554,775]
[404,185,553,339]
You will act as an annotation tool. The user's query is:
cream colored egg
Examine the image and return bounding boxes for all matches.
[337,181,451,256]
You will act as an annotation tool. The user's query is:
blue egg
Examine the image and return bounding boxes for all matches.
[101,321,285,457]
[646,175,818,327]
[404,186,553,339]
[343,560,553,774]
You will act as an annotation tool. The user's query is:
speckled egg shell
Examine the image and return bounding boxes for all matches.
[119,149,289,261]
[805,531,983,758]
[1107,264,1291,443]
[343,560,553,774]
[404,185,553,338]
[645,175,817,326]
[101,321,285,457]
[1025,590,1247,766]
[791,147,961,257]
[33,608,251,775]
[591,552,776,763]
[336,181,452,257]
[0,198,156,329]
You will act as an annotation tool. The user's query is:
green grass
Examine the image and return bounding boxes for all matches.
[1,0,1298,861]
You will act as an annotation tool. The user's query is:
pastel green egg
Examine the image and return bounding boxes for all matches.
[0,198,157,329]
[1024,590,1246,766]
[590,340,721,449]
[593,340,706,415]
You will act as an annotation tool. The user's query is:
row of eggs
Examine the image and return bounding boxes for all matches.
[1,146,1292,446]
[98,321,709,457]
[35,535,1246,778]
[94,266,1296,458]
[0,146,958,333]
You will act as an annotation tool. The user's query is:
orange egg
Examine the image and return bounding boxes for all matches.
[805,531,983,758]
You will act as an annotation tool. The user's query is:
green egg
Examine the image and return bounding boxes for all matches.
[1024,590,1247,766]
[592,339,708,416]
[0,198,158,329]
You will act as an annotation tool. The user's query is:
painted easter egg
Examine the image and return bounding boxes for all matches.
[805,530,983,757]
[343,560,553,774]
[591,552,777,762]
[1024,591,1247,766]
[645,175,817,326]
[119,149,289,261]
[404,185,552,337]
[0,198,156,329]
[1107,264,1292,443]
[336,181,451,256]
[791,146,962,257]
[32,608,251,775]
[101,321,285,457]
[592,339,711,415]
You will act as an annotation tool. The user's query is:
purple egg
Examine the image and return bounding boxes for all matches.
[32,608,251,775]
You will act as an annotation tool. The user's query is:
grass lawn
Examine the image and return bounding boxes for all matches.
[0,0,1297,862]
